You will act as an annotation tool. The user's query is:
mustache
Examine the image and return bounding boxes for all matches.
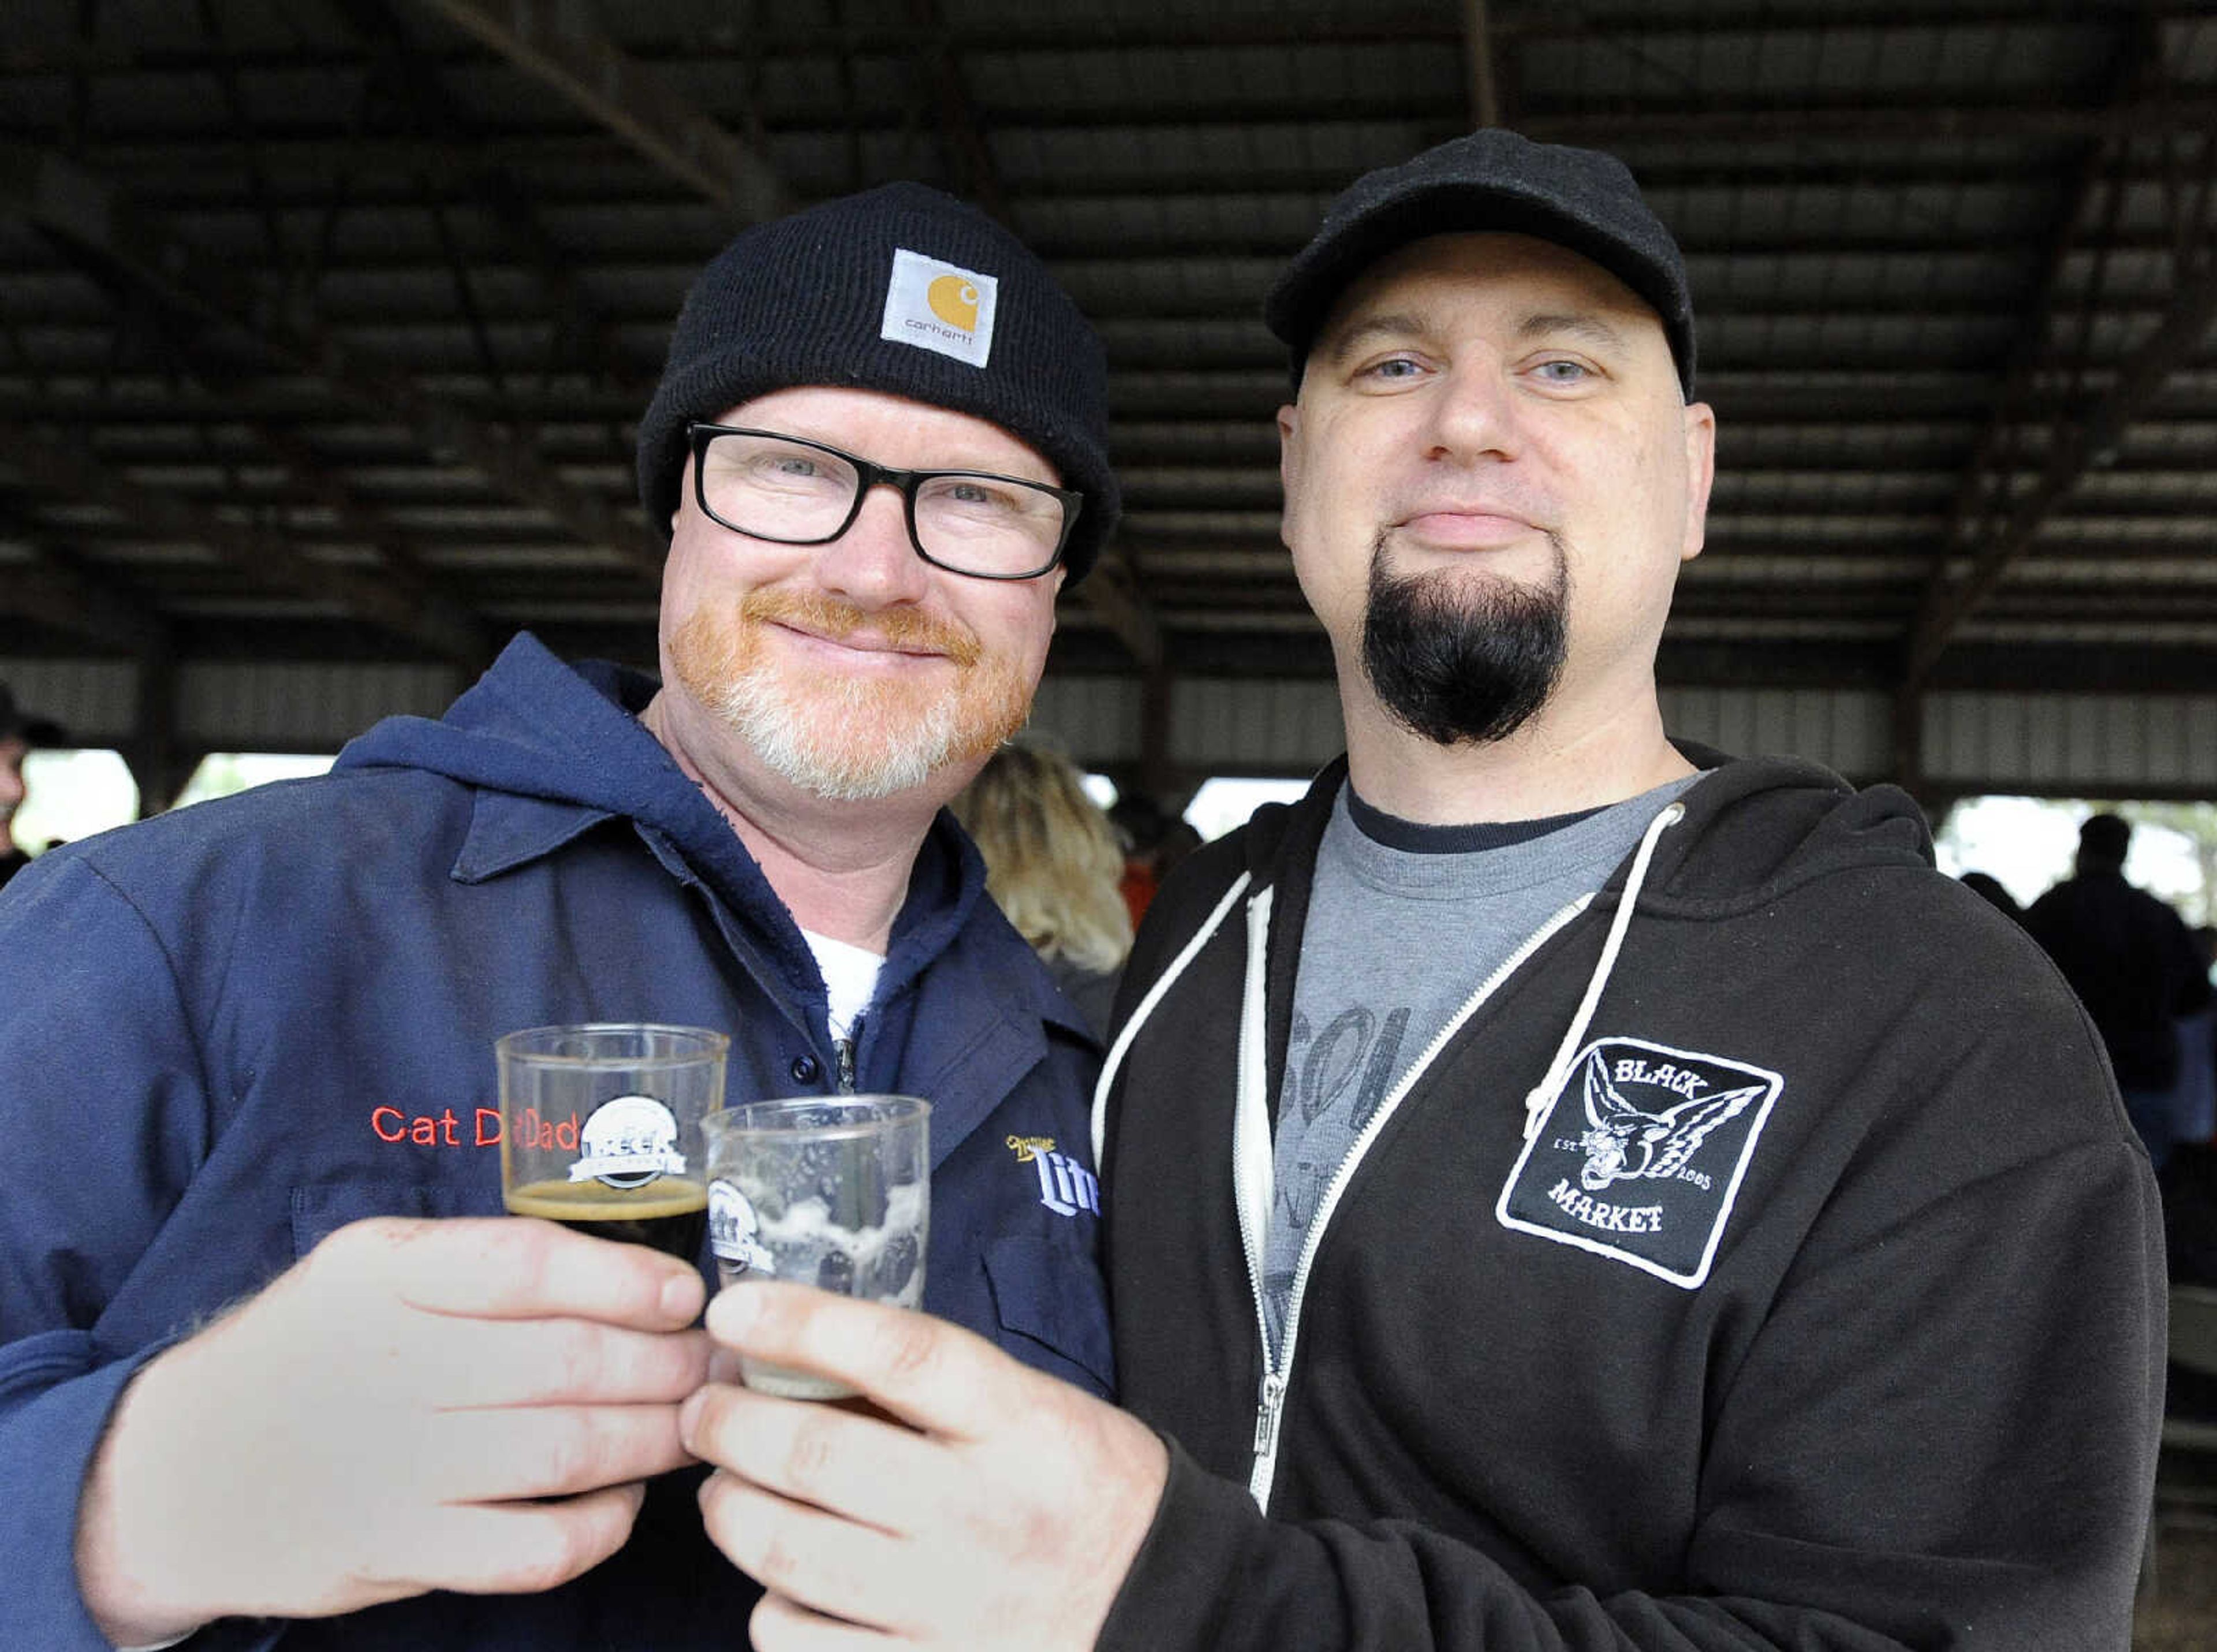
[739,588,982,668]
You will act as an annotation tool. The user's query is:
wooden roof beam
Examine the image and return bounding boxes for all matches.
[1904,32,2217,693]
[1461,0,1503,130]
[404,0,787,220]
[0,141,669,584]
[1,422,490,665]
[323,0,629,391]
[0,533,170,656]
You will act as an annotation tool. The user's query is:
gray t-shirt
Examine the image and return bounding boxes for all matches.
[1263,774,1700,1355]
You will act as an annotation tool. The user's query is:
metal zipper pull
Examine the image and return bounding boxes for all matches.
[1252,1371,1287,1459]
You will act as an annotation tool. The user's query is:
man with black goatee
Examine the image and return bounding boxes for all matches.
[677,132,2163,1652]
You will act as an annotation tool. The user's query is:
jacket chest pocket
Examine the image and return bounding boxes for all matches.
[981,1232,1115,1397]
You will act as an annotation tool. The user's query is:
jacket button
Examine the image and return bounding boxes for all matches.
[789,1054,820,1084]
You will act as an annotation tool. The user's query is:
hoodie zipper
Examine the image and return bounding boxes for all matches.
[1238,799,1688,1512]
[1240,893,1589,1509]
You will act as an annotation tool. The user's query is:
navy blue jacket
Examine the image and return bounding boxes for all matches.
[0,633,1111,1651]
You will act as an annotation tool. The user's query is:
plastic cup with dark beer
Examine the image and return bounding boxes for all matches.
[496,1023,729,1257]
[701,1095,930,1399]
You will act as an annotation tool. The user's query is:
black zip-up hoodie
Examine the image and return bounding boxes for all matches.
[1095,749,2163,1651]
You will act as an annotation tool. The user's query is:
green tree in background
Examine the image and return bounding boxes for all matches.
[2113,801,2217,928]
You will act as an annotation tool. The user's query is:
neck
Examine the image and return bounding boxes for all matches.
[1340,677,1692,826]
[640,689,952,953]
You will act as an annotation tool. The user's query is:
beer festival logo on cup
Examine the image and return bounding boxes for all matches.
[567,1094,686,1191]
[708,1179,775,1276]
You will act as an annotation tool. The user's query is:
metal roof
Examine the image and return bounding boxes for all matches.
[5,0,2217,794]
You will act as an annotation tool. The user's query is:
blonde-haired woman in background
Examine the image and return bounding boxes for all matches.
[953,743,1133,1039]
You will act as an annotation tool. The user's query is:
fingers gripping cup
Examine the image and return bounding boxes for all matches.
[701,1096,931,1400]
[496,1024,730,1257]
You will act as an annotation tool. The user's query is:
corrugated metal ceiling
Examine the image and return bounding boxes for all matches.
[3,0,2216,795]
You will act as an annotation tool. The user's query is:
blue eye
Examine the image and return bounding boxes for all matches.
[1532,359,1592,385]
[1360,355,1425,382]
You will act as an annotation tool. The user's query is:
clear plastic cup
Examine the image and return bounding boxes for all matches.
[701,1095,930,1399]
[495,1023,729,1257]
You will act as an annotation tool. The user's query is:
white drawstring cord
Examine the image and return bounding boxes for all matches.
[1093,872,1252,1169]
[1521,801,1685,1140]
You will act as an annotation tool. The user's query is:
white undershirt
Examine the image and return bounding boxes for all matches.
[801,928,885,1043]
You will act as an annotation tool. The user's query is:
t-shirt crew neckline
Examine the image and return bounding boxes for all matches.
[1330,773,1703,903]
[1342,789,1607,853]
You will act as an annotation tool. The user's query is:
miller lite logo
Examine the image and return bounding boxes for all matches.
[1496,1038,1781,1288]
[1006,1134,1100,1219]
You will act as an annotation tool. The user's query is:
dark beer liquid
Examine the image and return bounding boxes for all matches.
[506,1177,709,1258]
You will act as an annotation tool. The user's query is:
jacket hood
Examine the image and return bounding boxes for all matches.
[331,633,990,1004]
[334,633,689,823]
[1231,743,1934,918]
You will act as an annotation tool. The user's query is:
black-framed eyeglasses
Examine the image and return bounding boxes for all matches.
[686,422,1082,581]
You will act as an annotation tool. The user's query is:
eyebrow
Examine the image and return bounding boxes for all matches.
[1319,308,1637,366]
[1319,312,1431,367]
[1516,312,1633,351]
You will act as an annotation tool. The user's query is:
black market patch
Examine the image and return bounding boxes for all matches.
[1495,1036,1782,1288]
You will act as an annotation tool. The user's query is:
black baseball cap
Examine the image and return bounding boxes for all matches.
[0,683,62,748]
[1265,128,1696,397]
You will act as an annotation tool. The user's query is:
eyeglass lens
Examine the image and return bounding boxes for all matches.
[697,430,1066,577]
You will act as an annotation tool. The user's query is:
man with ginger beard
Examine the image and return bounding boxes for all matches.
[670,135,2161,1652]
[0,182,1115,1651]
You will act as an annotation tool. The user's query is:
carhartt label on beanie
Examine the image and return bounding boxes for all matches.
[881,249,999,368]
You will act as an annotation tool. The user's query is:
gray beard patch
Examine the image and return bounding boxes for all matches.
[1358,538,1570,746]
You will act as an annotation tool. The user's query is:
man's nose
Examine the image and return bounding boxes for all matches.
[1424,360,1524,461]
[813,482,931,606]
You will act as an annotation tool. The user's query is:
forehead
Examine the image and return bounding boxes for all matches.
[1315,231,1665,352]
[711,384,1059,483]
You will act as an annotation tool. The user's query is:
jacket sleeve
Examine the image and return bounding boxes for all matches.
[0,855,268,1652]
[1098,1012,2165,1649]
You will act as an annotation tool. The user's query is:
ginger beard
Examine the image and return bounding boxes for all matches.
[669,588,1035,801]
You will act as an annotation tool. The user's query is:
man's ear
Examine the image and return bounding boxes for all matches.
[1679,401,1717,564]
[670,453,693,536]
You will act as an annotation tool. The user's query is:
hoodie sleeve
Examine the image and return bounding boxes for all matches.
[0,853,260,1652]
[1096,978,2163,1650]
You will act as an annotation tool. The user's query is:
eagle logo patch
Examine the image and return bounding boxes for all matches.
[1495,1037,1782,1288]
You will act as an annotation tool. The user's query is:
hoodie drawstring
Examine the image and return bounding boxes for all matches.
[1093,871,1253,1169]
[1521,800,1686,1141]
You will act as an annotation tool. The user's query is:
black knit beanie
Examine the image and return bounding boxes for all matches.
[636,182,1119,585]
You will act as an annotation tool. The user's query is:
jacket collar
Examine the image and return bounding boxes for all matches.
[450,791,618,883]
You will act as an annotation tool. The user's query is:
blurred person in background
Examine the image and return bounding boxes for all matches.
[2025,811,2212,1171]
[0,683,65,889]
[954,741,1133,1038]
[1108,791,1172,927]
[1957,869,2021,922]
